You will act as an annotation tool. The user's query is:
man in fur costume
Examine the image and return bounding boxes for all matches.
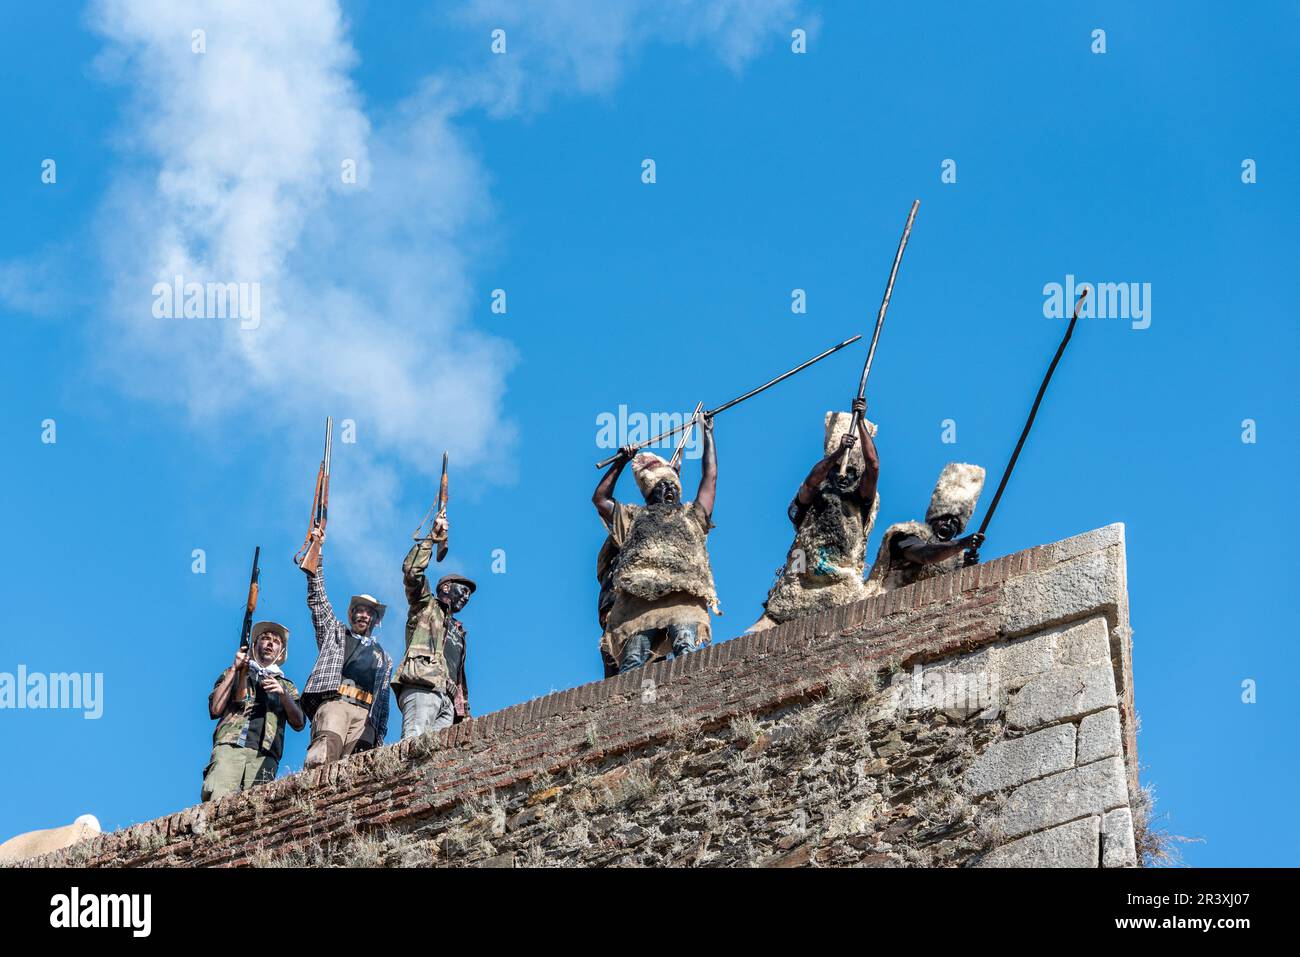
[864,462,986,595]
[750,398,880,632]
[592,417,720,673]
[595,535,621,678]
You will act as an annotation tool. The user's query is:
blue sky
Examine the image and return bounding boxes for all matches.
[1,1,1296,866]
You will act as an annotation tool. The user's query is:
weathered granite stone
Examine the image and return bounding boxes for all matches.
[1102,807,1138,867]
[1078,708,1123,764]
[1006,661,1118,730]
[977,816,1100,868]
[1054,615,1111,666]
[998,548,1123,637]
[990,630,1056,688]
[964,723,1077,798]
[997,756,1129,840]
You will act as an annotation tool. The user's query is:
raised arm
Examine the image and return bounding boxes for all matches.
[593,445,635,524]
[794,432,855,512]
[303,532,340,649]
[695,418,717,517]
[854,399,880,504]
[403,537,435,606]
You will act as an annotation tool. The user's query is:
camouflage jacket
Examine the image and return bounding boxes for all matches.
[392,539,470,719]
[209,667,300,762]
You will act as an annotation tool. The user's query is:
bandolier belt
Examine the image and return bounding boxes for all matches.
[338,681,374,707]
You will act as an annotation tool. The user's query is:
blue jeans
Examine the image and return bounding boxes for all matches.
[618,623,701,674]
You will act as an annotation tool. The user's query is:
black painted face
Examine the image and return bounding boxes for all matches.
[648,479,680,506]
[439,582,472,612]
[930,514,961,541]
[830,466,859,494]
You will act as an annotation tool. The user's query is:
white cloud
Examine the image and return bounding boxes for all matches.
[452,0,807,113]
[7,0,803,581]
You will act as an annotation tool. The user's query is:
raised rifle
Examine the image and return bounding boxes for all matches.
[594,335,862,469]
[233,546,260,695]
[964,288,1089,566]
[837,199,919,476]
[293,417,332,573]
[412,451,450,562]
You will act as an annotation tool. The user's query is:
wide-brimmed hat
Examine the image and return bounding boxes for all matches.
[348,594,388,627]
[436,573,477,595]
[251,621,289,663]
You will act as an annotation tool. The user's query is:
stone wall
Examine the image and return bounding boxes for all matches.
[33,524,1138,868]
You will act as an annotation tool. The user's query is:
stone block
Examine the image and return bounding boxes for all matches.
[998,548,1122,636]
[978,816,1100,868]
[996,756,1128,840]
[1102,807,1138,867]
[1077,708,1123,764]
[1055,616,1111,666]
[1006,661,1117,730]
[964,723,1077,798]
[989,630,1056,688]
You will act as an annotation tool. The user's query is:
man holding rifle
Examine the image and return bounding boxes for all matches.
[750,398,880,631]
[202,621,304,801]
[292,417,394,766]
[592,416,721,674]
[393,506,477,739]
[298,530,394,768]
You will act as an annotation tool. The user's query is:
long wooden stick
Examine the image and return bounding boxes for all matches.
[838,199,920,475]
[965,288,1089,565]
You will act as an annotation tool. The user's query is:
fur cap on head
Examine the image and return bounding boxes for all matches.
[824,412,878,473]
[925,462,986,527]
[631,452,681,501]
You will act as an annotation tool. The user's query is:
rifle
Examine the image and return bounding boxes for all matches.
[412,451,450,562]
[965,288,1089,566]
[293,417,333,573]
[838,199,920,476]
[594,334,862,468]
[233,546,261,695]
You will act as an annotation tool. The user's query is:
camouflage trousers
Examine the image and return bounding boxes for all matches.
[201,743,278,802]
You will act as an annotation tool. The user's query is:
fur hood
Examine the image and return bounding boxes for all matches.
[631,452,681,500]
[824,411,877,474]
[925,462,985,527]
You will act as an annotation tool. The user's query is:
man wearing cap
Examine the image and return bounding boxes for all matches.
[591,417,720,674]
[393,515,476,739]
[864,462,986,595]
[202,621,304,802]
[299,531,394,768]
[750,400,881,632]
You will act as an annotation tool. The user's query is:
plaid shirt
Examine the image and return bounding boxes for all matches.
[302,565,392,744]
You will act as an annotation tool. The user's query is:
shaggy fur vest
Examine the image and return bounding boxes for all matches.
[865,520,963,594]
[764,487,877,623]
[611,502,719,612]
